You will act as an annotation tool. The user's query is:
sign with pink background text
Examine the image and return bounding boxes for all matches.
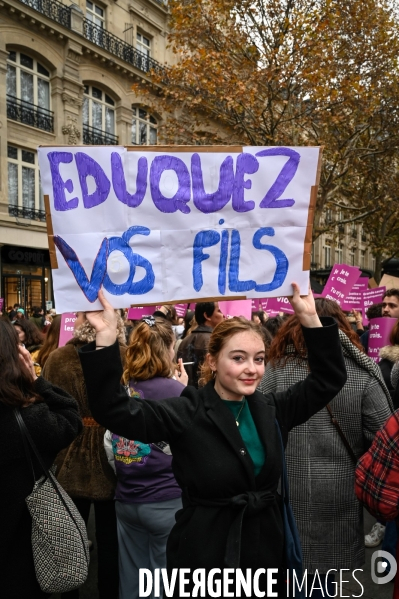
[127,307,154,320]
[362,287,386,326]
[321,264,361,307]
[59,313,77,347]
[341,277,369,312]
[266,296,295,314]
[174,304,188,318]
[367,317,397,363]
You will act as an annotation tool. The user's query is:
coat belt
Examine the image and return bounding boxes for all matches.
[183,490,275,568]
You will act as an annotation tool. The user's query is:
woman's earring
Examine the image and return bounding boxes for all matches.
[212,370,216,379]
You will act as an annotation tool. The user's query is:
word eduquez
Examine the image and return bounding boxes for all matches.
[139,568,364,597]
[47,148,300,214]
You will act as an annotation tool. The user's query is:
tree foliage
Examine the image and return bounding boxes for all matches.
[134,0,399,276]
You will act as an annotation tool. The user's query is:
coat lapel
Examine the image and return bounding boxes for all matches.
[246,392,282,487]
[200,382,256,487]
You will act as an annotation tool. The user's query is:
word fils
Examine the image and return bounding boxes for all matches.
[48,148,300,215]
[54,226,288,302]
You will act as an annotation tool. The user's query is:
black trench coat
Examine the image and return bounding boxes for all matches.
[79,319,346,597]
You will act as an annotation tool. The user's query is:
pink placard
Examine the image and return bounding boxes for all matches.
[321,264,361,307]
[341,276,369,311]
[259,299,269,312]
[0,298,4,312]
[355,277,369,291]
[266,297,295,314]
[367,317,397,363]
[174,304,188,318]
[127,307,154,320]
[251,299,260,311]
[362,287,386,325]
[59,313,77,347]
[219,300,252,320]
[341,293,363,312]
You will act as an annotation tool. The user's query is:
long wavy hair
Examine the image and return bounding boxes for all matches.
[37,315,61,368]
[198,317,265,387]
[13,318,44,349]
[0,320,41,406]
[268,297,364,367]
[123,318,175,383]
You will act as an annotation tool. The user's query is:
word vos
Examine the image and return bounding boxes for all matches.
[54,226,288,302]
[48,148,300,214]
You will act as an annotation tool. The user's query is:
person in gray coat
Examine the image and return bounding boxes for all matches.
[259,297,393,598]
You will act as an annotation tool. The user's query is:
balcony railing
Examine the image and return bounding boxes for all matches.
[7,95,54,133]
[83,124,118,145]
[16,0,165,76]
[83,19,165,76]
[9,204,46,222]
[18,0,71,28]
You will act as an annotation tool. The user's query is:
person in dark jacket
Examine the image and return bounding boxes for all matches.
[42,311,126,599]
[177,302,224,387]
[0,319,82,599]
[29,305,45,331]
[78,286,347,598]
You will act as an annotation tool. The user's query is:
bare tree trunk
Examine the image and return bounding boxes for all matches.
[374,251,383,284]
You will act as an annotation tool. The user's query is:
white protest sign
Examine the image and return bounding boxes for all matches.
[38,146,321,312]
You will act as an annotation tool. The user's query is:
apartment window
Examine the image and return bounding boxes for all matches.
[131,108,157,145]
[8,145,43,213]
[335,244,343,264]
[360,250,366,269]
[324,245,331,268]
[349,249,355,266]
[137,32,151,57]
[311,243,316,267]
[6,51,51,132]
[371,255,376,273]
[83,85,116,142]
[325,208,334,224]
[86,0,104,27]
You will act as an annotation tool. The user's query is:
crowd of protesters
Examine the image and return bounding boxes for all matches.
[3,289,399,599]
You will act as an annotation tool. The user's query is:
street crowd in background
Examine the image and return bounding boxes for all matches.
[3,289,399,599]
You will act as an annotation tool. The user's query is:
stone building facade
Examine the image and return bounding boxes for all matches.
[311,211,375,283]
[0,0,170,311]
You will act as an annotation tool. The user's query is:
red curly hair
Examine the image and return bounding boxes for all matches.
[268,297,364,367]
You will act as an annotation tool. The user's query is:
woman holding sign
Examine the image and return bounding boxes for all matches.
[78,286,346,598]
